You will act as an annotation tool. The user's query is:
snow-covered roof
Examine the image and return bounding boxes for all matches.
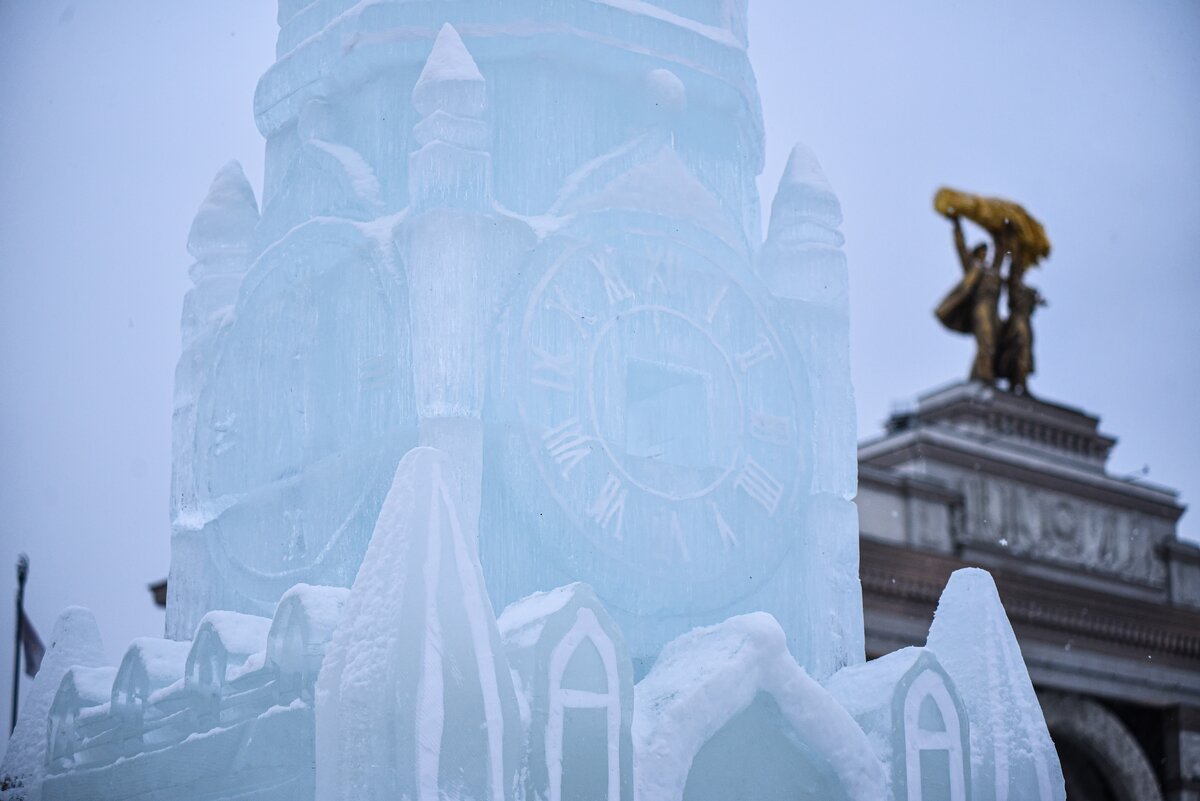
[61,665,119,709]
[195,611,272,658]
[634,612,886,801]
[114,638,192,700]
[269,583,350,655]
[823,646,926,719]
[496,583,580,650]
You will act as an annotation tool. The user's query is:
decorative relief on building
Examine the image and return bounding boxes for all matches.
[957,475,1169,585]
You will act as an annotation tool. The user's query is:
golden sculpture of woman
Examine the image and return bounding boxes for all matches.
[996,278,1045,395]
[933,188,1050,393]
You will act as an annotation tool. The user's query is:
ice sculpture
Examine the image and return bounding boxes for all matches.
[315,447,521,801]
[498,583,634,801]
[926,569,1066,801]
[634,613,886,801]
[40,585,347,801]
[1,608,105,801]
[165,0,863,679]
[824,647,971,801]
[10,2,1071,800]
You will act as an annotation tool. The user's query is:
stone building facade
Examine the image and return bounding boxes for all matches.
[858,380,1200,801]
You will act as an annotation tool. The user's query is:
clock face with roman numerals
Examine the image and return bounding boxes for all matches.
[517,231,810,615]
[193,230,415,609]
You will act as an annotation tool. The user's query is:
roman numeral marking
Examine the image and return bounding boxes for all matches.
[735,457,784,516]
[709,501,739,549]
[644,244,679,292]
[589,474,628,540]
[735,336,776,372]
[531,346,574,393]
[704,285,728,324]
[589,252,634,306]
[545,286,596,337]
[749,411,791,445]
[542,418,593,478]
[669,511,691,562]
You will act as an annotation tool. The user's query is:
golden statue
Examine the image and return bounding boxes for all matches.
[933,188,1049,394]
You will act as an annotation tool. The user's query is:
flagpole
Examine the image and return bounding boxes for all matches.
[11,554,28,734]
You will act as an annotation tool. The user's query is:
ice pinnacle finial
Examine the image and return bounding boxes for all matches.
[781,142,834,195]
[413,24,486,118]
[187,160,260,260]
[766,141,842,237]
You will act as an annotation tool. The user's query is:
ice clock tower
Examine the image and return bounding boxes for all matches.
[168,0,863,679]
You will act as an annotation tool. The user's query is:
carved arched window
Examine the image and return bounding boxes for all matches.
[902,669,968,801]
[546,608,621,801]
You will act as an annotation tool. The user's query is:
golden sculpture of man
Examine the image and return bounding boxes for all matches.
[935,215,1007,384]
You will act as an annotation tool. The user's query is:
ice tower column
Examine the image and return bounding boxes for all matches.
[757,143,864,677]
[402,24,531,549]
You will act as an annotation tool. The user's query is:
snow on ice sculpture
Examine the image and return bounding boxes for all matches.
[184,611,272,723]
[824,647,971,801]
[315,447,521,801]
[633,613,886,801]
[499,583,634,801]
[110,638,192,754]
[926,569,1065,801]
[0,608,106,801]
[47,666,118,772]
[266,583,349,692]
[41,584,345,801]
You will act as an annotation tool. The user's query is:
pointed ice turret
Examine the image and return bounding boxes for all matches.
[315,447,522,801]
[926,569,1066,801]
[409,23,490,209]
[754,141,861,679]
[183,160,259,345]
[169,161,261,635]
[0,607,106,801]
[187,161,259,263]
[760,142,846,306]
[404,25,534,552]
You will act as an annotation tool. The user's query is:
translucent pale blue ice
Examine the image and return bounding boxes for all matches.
[7,4,1065,800]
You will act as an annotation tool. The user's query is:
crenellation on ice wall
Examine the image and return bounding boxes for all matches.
[38,585,348,801]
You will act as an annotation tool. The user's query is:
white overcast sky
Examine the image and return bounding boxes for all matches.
[1,0,1198,745]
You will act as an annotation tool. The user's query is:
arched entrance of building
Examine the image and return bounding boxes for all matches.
[1038,691,1161,801]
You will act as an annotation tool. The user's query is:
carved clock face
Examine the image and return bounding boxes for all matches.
[516,231,810,615]
[193,230,415,608]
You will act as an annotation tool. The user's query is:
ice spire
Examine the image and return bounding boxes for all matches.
[755,141,861,678]
[186,160,259,265]
[413,23,485,114]
[766,142,843,251]
[926,569,1066,801]
[409,23,490,209]
[182,160,259,345]
[315,447,522,801]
